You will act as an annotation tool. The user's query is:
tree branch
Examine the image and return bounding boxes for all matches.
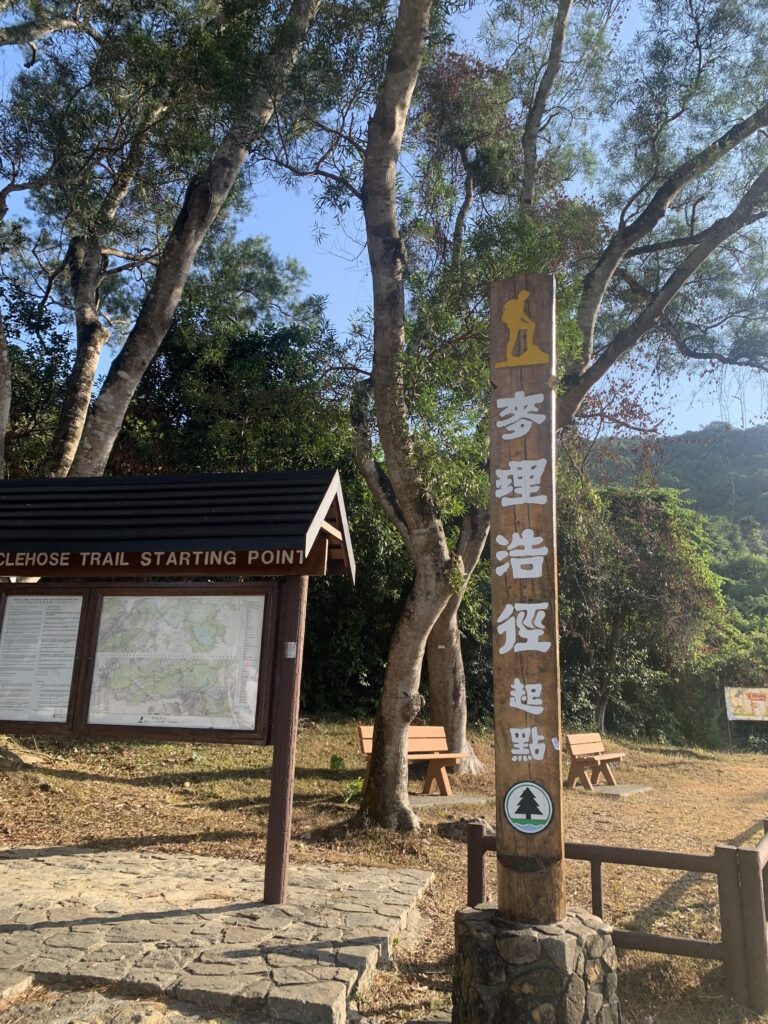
[560,164,768,427]
[350,380,412,551]
[519,0,572,215]
[362,0,440,550]
[0,17,103,50]
[627,211,768,256]
[576,101,768,368]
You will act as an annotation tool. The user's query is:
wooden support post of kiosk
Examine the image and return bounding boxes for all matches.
[489,273,566,924]
[264,574,309,905]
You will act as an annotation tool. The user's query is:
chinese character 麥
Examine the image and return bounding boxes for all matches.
[496,392,546,439]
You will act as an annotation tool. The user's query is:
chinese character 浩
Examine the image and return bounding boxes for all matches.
[496,392,546,439]
[497,603,551,654]
[495,460,547,506]
[509,678,544,715]
[495,529,549,579]
[510,726,546,762]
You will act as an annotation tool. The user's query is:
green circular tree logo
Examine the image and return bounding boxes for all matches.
[503,782,553,834]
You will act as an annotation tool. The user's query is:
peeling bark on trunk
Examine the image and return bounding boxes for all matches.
[0,310,10,478]
[67,0,320,477]
[46,234,109,477]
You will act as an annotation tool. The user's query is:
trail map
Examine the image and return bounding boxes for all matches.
[87,595,265,730]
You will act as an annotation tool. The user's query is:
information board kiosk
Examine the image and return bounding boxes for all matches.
[0,469,355,902]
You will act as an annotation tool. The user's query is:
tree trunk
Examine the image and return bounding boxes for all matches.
[46,234,109,476]
[354,0,436,830]
[596,695,608,734]
[67,0,320,477]
[426,506,489,774]
[426,596,483,775]
[356,563,452,830]
[0,310,10,478]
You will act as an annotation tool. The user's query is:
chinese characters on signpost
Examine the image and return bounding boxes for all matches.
[490,275,566,925]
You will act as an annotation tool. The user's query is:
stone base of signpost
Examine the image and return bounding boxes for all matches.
[453,906,620,1024]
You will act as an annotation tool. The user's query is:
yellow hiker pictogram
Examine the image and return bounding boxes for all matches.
[496,290,549,367]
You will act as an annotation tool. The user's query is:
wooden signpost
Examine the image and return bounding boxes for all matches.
[490,274,566,925]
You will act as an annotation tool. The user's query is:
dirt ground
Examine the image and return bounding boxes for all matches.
[0,724,766,1024]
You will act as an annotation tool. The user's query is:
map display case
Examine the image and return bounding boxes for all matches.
[0,583,277,743]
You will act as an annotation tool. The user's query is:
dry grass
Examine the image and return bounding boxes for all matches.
[0,724,767,1024]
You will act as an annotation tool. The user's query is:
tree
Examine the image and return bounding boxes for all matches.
[0,0,389,481]
[349,0,768,828]
[558,436,727,736]
[515,787,542,821]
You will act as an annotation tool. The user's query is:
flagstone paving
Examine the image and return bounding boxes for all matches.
[0,847,432,1024]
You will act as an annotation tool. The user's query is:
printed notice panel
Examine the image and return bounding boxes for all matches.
[0,595,82,722]
[87,595,265,730]
[725,687,768,721]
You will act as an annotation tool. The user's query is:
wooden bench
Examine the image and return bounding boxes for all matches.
[357,724,468,797]
[564,732,625,790]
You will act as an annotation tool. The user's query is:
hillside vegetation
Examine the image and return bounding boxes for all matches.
[588,422,768,525]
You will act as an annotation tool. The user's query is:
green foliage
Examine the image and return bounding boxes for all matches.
[0,280,73,477]
[590,421,768,526]
[557,439,728,741]
[342,776,364,803]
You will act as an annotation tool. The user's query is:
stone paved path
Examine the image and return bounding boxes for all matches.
[0,848,432,1024]
[0,980,254,1024]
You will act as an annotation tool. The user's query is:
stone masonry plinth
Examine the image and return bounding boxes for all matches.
[453,905,620,1024]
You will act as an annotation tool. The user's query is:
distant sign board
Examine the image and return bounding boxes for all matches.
[725,687,768,722]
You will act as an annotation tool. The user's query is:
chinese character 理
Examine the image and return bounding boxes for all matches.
[497,603,551,654]
[495,529,549,579]
[496,392,546,439]
[510,726,547,762]
[495,459,547,506]
[509,678,544,715]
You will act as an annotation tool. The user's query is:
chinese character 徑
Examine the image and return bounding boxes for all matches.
[496,392,546,439]
[495,529,549,579]
[495,459,547,506]
[510,726,547,762]
[509,678,544,715]
[497,603,551,654]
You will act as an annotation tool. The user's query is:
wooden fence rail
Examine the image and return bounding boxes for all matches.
[466,821,768,1013]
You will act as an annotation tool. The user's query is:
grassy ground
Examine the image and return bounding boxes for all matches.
[0,723,766,1024]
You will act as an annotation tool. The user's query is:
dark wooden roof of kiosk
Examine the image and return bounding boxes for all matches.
[0,469,355,578]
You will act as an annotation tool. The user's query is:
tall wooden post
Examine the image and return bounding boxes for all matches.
[264,574,308,905]
[489,274,565,924]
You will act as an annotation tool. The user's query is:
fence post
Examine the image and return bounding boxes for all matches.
[590,860,604,918]
[714,845,749,1006]
[467,822,488,907]
[737,846,768,1012]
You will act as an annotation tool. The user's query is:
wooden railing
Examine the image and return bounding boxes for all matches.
[466,821,768,1013]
